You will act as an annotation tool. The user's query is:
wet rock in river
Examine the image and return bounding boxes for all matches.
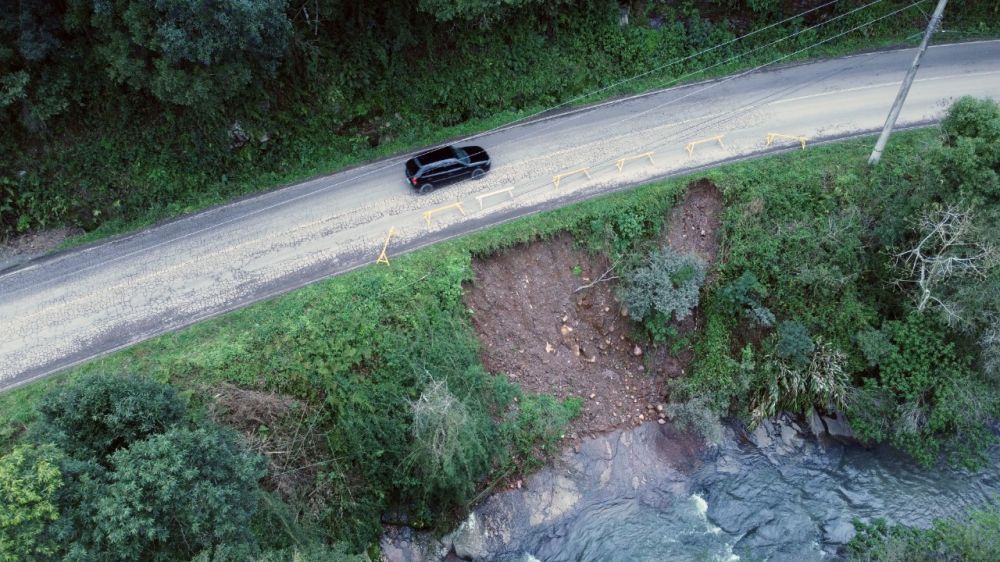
[823,519,857,544]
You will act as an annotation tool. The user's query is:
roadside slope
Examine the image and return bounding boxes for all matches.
[2,41,1000,391]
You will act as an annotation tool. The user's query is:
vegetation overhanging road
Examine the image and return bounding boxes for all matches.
[1,40,999,392]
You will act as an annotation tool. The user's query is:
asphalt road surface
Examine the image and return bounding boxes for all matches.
[2,41,1000,392]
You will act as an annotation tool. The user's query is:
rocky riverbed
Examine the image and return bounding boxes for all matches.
[381,414,1000,562]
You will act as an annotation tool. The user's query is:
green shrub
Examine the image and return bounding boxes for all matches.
[847,503,1000,561]
[618,247,706,322]
[751,340,849,425]
[776,320,814,368]
[669,306,748,422]
[664,396,725,445]
[408,379,491,507]
[0,444,64,562]
[719,271,775,327]
[935,96,1000,206]
[856,327,895,368]
[502,393,582,463]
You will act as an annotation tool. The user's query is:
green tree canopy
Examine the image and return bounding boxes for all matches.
[416,0,570,21]
[847,313,998,466]
[0,0,92,124]
[91,427,265,561]
[36,372,186,462]
[88,0,292,107]
[935,96,1000,206]
[0,444,64,562]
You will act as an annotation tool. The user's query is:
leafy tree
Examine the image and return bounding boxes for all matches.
[35,372,186,461]
[0,444,64,562]
[87,0,292,107]
[618,247,706,322]
[846,313,998,466]
[91,427,265,561]
[924,99,1000,376]
[935,96,1000,206]
[0,0,91,125]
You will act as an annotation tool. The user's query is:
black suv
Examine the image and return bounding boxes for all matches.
[405,145,491,194]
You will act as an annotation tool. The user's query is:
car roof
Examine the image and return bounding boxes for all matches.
[415,146,457,166]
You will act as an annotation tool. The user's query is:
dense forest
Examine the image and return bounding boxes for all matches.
[2,0,997,241]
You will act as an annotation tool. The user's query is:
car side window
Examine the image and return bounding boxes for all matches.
[427,164,460,180]
[422,164,445,178]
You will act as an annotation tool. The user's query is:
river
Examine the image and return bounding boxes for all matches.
[381,414,1000,561]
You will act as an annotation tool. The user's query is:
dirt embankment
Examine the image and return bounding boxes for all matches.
[463,180,724,442]
[0,227,82,272]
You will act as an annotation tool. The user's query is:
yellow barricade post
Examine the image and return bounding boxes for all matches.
[552,167,592,189]
[423,202,466,228]
[376,227,395,266]
[616,151,655,173]
[475,187,515,210]
[685,134,726,157]
[766,132,808,150]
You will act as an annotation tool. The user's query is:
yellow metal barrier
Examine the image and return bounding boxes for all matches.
[376,227,395,265]
[475,187,515,210]
[616,151,655,173]
[766,132,808,150]
[423,202,466,227]
[685,134,726,157]
[552,167,592,189]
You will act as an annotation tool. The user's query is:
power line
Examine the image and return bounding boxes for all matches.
[454,0,846,141]
[491,0,895,150]
[496,0,930,209]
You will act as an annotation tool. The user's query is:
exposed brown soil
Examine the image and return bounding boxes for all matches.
[0,227,83,270]
[653,179,726,382]
[464,231,657,440]
[463,179,725,441]
[665,179,725,265]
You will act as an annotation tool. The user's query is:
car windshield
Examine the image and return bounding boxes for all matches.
[454,147,470,165]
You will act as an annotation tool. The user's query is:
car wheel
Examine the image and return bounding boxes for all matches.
[418,183,435,195]
[471,168,486,180]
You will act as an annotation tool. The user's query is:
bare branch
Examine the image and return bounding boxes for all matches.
[894,206,997,322]
[574,265,619,293]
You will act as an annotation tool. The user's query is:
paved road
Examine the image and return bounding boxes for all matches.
[2,41,1000,392]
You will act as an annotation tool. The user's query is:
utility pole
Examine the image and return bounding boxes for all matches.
[868,0,948,165]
